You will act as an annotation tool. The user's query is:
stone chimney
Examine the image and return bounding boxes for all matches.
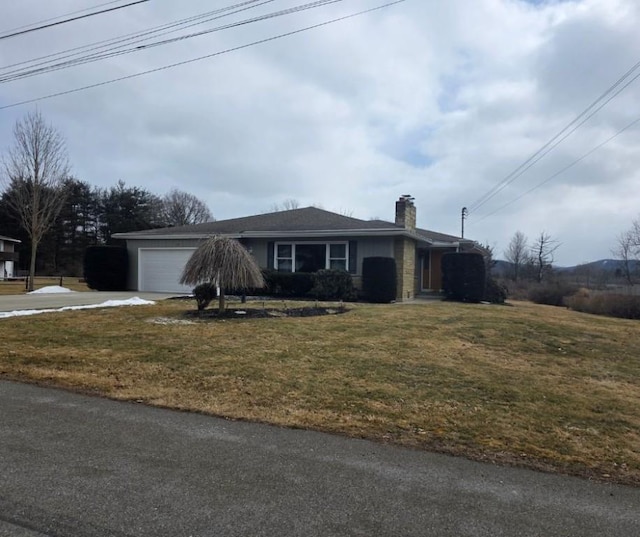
[395,195,416,230]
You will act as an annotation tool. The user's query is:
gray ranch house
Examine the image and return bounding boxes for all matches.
[113,196,476,301]
[0,234,20,279]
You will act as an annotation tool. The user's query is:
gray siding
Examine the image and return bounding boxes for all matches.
[355,237,395,273]
[125,236,396,291]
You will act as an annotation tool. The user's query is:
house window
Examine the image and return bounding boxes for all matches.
[329,243,347,271]
[276,244,293,272]
[274,242,349,272]
[295,244,326,272]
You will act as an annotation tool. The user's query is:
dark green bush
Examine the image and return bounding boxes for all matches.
[362,257,397,303]
[310,269,357,301]
[193,282,217,311]
[262,270,315,297]
[83,246,128,291]
[483,277,508,304]
[566,292,640,319]
[442,252,486,302]
[528,282,578,307]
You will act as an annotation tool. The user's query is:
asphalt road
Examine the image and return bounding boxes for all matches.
[1,381,639,537]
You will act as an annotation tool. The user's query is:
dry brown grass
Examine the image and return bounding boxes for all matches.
[0,277,90,295]
[1,298,639,485]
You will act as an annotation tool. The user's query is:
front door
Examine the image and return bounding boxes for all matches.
[421,250,450,291]
[421,253,430,291]
[430,251,444,291]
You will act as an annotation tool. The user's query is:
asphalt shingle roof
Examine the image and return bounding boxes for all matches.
[114,206,468,244]
[117,207,398,236]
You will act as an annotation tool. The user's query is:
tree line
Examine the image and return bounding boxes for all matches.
[1,111,212,282]
[503,221,640,287]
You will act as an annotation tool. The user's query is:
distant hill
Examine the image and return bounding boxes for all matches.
[555,259,640,273]
[492,260,514,277]
[492,258,640,276]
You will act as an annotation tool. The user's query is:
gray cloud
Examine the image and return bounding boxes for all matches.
[1,0,639,265]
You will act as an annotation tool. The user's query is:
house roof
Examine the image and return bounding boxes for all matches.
[0,234,21,243]
[112,206,471,246]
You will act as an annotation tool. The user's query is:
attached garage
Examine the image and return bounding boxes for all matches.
[138,248,196,293]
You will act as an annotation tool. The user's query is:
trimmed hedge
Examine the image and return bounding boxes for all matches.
[262,270,315,297]
[83,246,128,291]
[441,252,486,303]
[483,277,508,304]
[310,269,357,301]
[362,257,397,303]
[193,282,217,311]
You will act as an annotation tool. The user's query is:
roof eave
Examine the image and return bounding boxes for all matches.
[113,228,412,240]
[0,237,21,243]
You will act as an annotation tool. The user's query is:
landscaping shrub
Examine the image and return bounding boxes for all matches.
[262,270,314,297]
[193,282,217,311]
[362,257,397,303]
[528,281,578,307]
[566,292,640,319]
[310,269,357,301]
[441,252,486,303]
[483,276,508,304]
[83,246,128,291]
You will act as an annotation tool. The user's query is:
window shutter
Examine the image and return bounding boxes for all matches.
[267,241,274,269]
[348,240,357,274]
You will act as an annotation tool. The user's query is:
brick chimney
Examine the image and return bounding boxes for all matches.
[395,195,416,230]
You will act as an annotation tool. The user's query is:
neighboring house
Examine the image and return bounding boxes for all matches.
[0,235,20,279]
[113,196,477,300]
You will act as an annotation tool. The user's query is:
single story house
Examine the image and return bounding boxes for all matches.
[113,196,477,300]
[0,234,20,279]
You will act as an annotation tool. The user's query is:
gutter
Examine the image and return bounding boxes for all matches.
[112,228,416,241]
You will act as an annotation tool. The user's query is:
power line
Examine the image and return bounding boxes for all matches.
[470,115,640,224]
[0,1,127,35]
[0,0,278,83]
[0,0,150,41]
[467,57,640,214]
[0,0,405,111]
[0,0,340,85]
[0,1,268,74]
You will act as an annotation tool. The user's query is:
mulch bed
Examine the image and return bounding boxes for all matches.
[184,306,349,320]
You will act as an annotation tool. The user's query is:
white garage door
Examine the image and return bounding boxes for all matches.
[138,248,196,293]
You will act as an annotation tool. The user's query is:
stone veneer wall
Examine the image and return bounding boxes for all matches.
[394,237,416,301]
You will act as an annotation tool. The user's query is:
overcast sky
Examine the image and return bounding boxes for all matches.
[1,0,639,265]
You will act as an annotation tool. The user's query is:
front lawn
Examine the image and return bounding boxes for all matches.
[1,299,638,485]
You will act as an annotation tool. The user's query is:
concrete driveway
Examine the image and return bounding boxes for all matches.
[1,381,639,537]
[0,291,182,312]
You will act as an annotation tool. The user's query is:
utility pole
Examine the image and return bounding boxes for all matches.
[461,207,468,238]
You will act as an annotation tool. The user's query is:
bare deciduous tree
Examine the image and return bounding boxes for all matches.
[180,236,265,313]
[339,207,354,217]
[1,111,69,290]
[531,231,559,283]
[613,216,640,285]
[504,231,529,281]
[271,198,300,212]
[162,189,213,226]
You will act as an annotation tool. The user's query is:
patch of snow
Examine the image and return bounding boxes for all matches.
[0,297,155,319]
[146,317,196,325]
[28,286,76,294]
